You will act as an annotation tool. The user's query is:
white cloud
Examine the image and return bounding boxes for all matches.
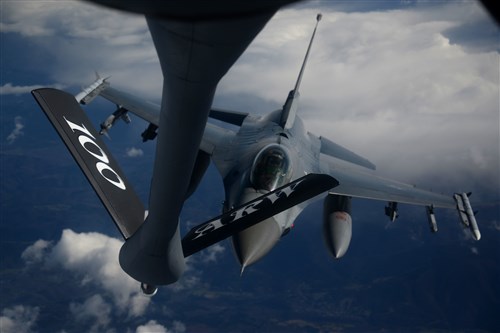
[21,239,52,264]
[218,4,499,193]
[20,230,198,332]
[199,243,225,263]
[461,227,475,241]
[171,320,187,333]
[126,147,144,158]
[1,1,144,39]
[1,0,160,95]
[69,294,112,333]
[22,229,150,317]
[166,274,201,293]
[164,243,226,293]
[135,320,186,333]
[6,116,24,144]
[135,320,167,333]
[0,83,65,95]
[21,229,226,315]
[2,1,496,160]
[3,0,497,195]
[492,221,500,232]
[1,83,42,95]
[0,305,39,333]
[52,229,151,317]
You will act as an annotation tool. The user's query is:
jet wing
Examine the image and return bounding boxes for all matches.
[99,86,160,125]
[320,156,455,208]
[92,84,235,155]
[99,85,248,127]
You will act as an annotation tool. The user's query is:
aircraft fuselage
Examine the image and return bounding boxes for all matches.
[211,110,320,268]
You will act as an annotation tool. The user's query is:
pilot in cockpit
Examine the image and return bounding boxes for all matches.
[251,145,292,191]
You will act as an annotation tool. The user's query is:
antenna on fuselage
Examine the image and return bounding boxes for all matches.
[279,13,322,130]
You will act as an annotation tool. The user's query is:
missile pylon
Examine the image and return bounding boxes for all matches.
[426,205,438,233]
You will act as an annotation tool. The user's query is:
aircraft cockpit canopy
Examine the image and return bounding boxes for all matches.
[250,144,292,191]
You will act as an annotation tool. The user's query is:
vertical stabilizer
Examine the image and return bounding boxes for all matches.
[279,13,322,129]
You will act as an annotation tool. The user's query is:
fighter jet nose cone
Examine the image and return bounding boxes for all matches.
[232,217,281,268]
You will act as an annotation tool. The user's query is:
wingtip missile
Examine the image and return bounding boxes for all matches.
[472,229,481,241]
[75,74,110,105]
[453,193,481,241]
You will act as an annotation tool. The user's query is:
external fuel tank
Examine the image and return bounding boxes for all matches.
[323,194,352,259]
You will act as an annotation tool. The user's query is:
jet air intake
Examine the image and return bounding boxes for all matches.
[323,194,352,259]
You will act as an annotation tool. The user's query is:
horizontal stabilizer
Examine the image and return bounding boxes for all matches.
[319,136,376,170]
[32,88,145,239]
[209,108,248,126]
[182,173,339,257]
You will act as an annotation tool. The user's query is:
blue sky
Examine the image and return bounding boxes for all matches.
[1,1,499,332]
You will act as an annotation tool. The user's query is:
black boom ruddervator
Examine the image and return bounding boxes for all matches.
[33,87,339,293]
